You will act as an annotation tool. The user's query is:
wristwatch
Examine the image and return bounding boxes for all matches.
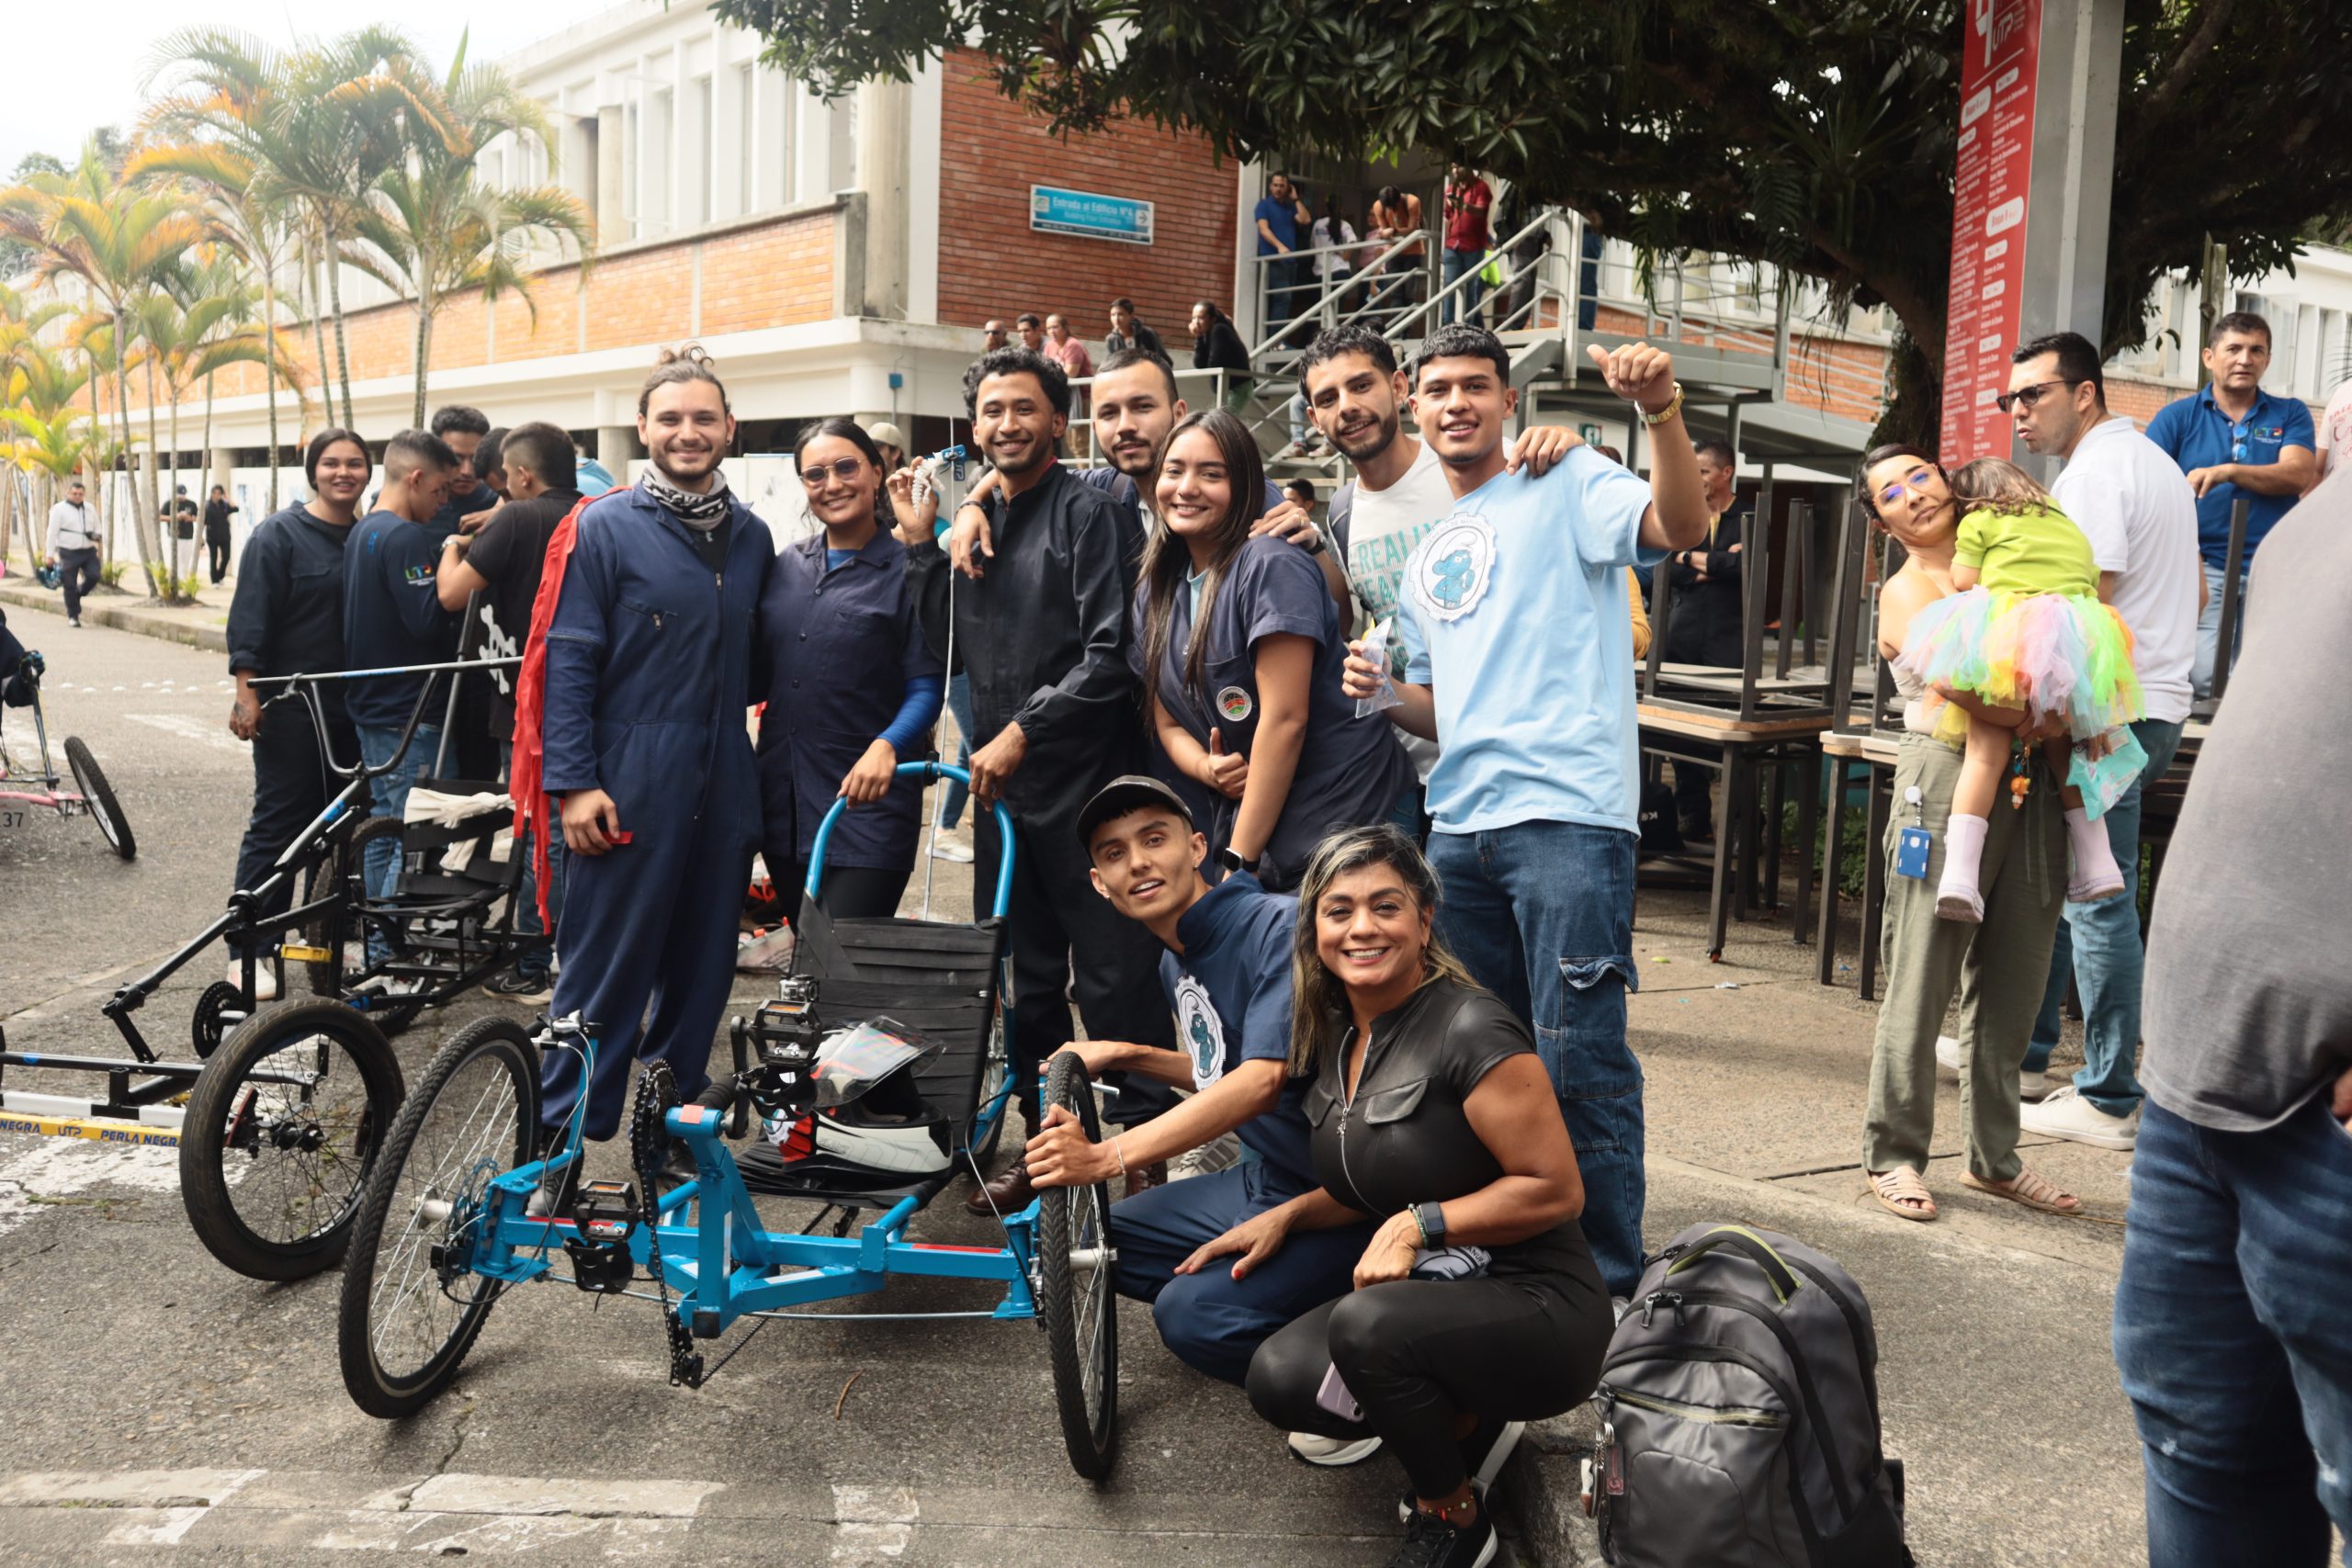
[1216,847,1260,878]
[1414,1201,1448,1247]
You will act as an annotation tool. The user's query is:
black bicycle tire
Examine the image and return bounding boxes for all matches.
[63,736,134,860]
[305,818,401,998]
[179,999,403,1280]
[1035,1052,1119,1480]
[337,1015,538,1419]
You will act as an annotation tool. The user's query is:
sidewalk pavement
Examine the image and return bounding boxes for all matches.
[1497,894,2141,1565]
[0,555,236,654]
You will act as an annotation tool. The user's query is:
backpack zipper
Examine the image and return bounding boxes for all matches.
[1608,1388,1785,1429]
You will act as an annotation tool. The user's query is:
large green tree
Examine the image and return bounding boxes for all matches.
[721,0,2352,440]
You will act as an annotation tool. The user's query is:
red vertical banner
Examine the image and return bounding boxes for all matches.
[1939,0,2042,466]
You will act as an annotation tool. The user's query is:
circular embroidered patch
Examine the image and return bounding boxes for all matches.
[1216,686,1255,722]
[1409,513,1498,623]
[1172,974,1225,1089]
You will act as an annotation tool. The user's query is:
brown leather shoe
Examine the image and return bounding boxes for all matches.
[1124,1160,1169,1200]
[966,1158,1037,1215]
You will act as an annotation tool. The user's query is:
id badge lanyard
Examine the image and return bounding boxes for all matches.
[1894,785,1932,880]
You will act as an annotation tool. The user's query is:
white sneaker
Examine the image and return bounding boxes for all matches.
[1934,1035,1963,1076]
[1170,1134,1242,1180]
[229,960,280,1002]
[1287,1430,1382,1467]
[931,831,974,863]
[2018,1085,2139,1150]
[2018,1071,2054,1103]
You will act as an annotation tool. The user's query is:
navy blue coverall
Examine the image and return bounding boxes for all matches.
[537,486,773,1139]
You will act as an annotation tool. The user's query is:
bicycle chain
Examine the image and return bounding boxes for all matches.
[628,1064,703,1388]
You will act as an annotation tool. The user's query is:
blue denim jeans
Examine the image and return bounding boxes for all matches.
[936,672,974,830]
[499,737,563,980]
[2192,559,2245,700]
[356,723,440,965]
[1427,820,1643,1295]
[1442,248,1486,326]
[2114,1097,2352,1566]
[2024,717,2184,1112]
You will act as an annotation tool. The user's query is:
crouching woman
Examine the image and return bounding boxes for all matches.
[1186,824,1616,1568]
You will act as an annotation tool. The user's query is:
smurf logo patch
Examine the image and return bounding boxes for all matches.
[1409,513,1497,623]
[1172,974,1225,1089]
[1216,686,1254,722]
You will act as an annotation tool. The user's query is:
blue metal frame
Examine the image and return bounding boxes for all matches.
[445,764,1041,1341]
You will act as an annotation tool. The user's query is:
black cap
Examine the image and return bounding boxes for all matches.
[1076,773,1193,851]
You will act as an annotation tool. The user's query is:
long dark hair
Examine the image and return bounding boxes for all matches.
[793,416,888,536]
[1136,409,1267,706]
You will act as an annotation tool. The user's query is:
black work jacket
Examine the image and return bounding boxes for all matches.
[904,462,1147,821]
[225,504,356,717]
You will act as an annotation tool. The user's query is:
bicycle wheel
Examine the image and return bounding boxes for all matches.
[1034,1051,1118,1480]
[179,999,403,1280]
[967,1006,1010,1165]
[303,818,397,998]
[338,1014,538,1418]
[64,736,133,860]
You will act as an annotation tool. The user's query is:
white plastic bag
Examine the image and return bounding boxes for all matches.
[1353,616,1403,718]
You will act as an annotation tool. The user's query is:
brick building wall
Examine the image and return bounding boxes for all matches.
[936,49,1237,351]
[110,209,836,421]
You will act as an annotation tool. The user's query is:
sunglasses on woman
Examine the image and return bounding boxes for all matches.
[798,457,868,488]
[1875,466,1939,510]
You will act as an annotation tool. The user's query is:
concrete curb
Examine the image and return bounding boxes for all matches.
[0,581,229,654]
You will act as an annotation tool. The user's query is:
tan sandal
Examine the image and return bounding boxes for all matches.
[1961,1165,2080,1215]
[1866,1167,1938,1222]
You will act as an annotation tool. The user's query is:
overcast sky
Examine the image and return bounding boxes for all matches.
[3,4,609,176]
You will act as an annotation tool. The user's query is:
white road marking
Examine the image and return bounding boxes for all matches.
[124,711,243,754]
[2,1469,726,1553]
[831,1483,918,1562]
[0,1137,187,1239]
[103,1468,264,1546]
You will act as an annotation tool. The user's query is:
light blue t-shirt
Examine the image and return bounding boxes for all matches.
[1397,446,1662,835]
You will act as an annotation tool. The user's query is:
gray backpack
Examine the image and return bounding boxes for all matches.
[1593,1223,1912,1568]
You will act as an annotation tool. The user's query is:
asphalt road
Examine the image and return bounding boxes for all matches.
[0,600,2168,1566]
[0,606,1420,1566]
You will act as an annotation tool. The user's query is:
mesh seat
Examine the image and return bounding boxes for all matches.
[736,906,1006,1204]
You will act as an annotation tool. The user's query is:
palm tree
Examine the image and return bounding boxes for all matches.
[348,38,593,426]
[3,405,97,565]
[134,27,306,510]
[5,339,93,560]
[0,142,200,596]
[0,281,68,565]
[248,27,424,431]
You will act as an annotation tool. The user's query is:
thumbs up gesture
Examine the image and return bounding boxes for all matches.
[1198,726,1250,800]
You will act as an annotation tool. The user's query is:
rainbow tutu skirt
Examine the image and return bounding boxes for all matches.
[1895,587,2142,744]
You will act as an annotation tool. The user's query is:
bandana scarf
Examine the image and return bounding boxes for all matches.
[639,468,732,525]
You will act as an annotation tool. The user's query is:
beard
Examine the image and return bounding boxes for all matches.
[1330,406,1401,464]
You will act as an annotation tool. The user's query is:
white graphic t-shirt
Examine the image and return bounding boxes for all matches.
[1336,440,1459,782]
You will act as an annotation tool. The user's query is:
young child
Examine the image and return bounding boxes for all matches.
[1897,457,2141,922]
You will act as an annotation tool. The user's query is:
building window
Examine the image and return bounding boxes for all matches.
[692,74,714,228]
[737,63,755,215]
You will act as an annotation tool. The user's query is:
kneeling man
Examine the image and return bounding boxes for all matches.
[1027,776,1377,1461]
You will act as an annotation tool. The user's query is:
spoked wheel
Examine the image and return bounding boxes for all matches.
[338,1015,538,1418]
[299,819,395,998]
[179,999,404,1280]
[64,736,134,860]
[967,1006,1011,1166]
[1035,1052,1118,1480]
[190,980,253,1060]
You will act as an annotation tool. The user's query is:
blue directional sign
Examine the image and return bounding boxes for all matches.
[1029,186,1154,245]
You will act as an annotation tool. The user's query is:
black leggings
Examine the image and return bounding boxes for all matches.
[1247,1271,1612,1497]
[782,860,910,920]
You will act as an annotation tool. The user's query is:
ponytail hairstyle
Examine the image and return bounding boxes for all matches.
[1285,825,1484,1077]
[791,416,889,535]
[1136,408,1266,707]
[638,343,730,418]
